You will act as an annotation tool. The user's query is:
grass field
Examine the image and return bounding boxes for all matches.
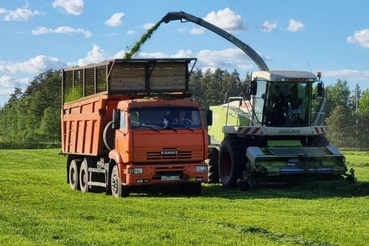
[0,149,368,246]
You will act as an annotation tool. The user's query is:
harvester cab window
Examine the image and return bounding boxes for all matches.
[252,80,267,123]
[265,82,310,127]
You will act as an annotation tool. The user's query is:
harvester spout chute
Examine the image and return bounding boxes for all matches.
[162,11,270,72]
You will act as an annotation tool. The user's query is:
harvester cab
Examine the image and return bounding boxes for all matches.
[240,70,324,128]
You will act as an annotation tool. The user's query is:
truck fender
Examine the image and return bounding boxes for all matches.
[108,150,127,184]
[109,149,122,164]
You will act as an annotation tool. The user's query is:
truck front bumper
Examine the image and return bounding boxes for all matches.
[124,163,208,186]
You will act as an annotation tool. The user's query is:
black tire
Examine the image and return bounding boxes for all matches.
[110,165,129,198]
[69,159,80,190]
[219,136,247,188]
[79,159,90,193]
[313,136,329,147]
[206,148,219,183]
[185,183,202,195]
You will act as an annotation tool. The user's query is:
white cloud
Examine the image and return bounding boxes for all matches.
[52,0,84,15]
[177,27,188,33]
[68,44,107,67]
[105,12,124,27]
[171,49,193,58]
[0,88,16,96]
[134,48,255,72]
[347,29,369,49]
[324,69,369,80]
[196,48,251,68]
[0,55,65,74]
[127,30,135,35]
[287,18,304,32]
[204,8,246,32]
[143,23,155,30]
[0,75,30,88]
[32,26,92,38]
[0,6,41,21]
[257,21,277,32]
[189,28,204,35]
[112,50,126,59]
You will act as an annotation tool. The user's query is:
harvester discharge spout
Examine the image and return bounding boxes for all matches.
[162,11,270,72]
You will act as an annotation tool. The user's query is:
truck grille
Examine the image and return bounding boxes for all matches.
[146,149,192,160]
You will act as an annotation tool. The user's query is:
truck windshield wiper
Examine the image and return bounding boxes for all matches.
[175,125,194,132]
[140,125,160,132]
[163,126,177,132]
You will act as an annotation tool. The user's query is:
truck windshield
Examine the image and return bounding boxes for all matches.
[129,106,202,130]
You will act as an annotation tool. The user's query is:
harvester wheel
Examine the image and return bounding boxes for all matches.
[69,159,80,190]
[247,174,257,189]
[219,136,247,188]
[79,160,90,193]
[313,136,329,147]
[206,148,219,183]
[111,165,129,198]
[237,178,249,191]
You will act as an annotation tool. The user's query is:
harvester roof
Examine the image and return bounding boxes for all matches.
[252,70,317,82]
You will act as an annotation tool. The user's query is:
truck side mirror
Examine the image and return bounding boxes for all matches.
[250,81,257,95]
[317,82,324,97]
[112,109,120,129]
[206,110,213,126]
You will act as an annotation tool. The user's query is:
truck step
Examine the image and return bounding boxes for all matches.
[88,167,105,173]
[88,181,106,188]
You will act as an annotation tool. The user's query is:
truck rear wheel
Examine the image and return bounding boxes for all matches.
[219,136,247,188]
[111,165,129,198]
[79,160,90,193]
[206,148,220,183]
[69,159,80,190]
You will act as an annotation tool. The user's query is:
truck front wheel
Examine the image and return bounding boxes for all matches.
[219,136,247,188]
[111,165,129,198]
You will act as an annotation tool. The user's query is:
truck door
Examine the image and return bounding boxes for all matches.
[115,111,132,163]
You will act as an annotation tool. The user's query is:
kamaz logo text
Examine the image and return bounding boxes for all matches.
[278,129,301,134]
[161,150,178,155]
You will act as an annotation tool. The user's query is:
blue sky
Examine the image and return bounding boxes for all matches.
[1,0,369,106]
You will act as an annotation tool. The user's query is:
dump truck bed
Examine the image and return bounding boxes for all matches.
[61,94,124,156]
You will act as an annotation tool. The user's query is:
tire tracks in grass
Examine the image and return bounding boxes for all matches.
[212,221,339,246]
[162,211,339,246]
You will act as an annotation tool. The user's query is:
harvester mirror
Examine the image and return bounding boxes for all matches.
[317,82,324,97]
[112,109,120,129]
[250,80,257,95]
[206,110,213,126]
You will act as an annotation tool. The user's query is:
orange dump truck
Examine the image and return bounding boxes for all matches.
[62,58,211,197]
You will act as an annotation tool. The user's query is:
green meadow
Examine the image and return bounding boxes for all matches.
[0,149,368,246]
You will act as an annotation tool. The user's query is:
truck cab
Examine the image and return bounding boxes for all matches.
[109,99,209,191]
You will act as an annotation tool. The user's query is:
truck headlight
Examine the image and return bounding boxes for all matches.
[195,166,208,172]
[128,167,143,174]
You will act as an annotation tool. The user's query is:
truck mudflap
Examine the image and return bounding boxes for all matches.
[123,163,208,186]
[240,146,356,188]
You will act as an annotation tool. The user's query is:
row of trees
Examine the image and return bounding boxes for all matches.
[0,68,368,149]
[0,70,61,147]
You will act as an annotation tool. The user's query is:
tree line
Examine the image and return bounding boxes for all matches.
[0,68,368,149]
